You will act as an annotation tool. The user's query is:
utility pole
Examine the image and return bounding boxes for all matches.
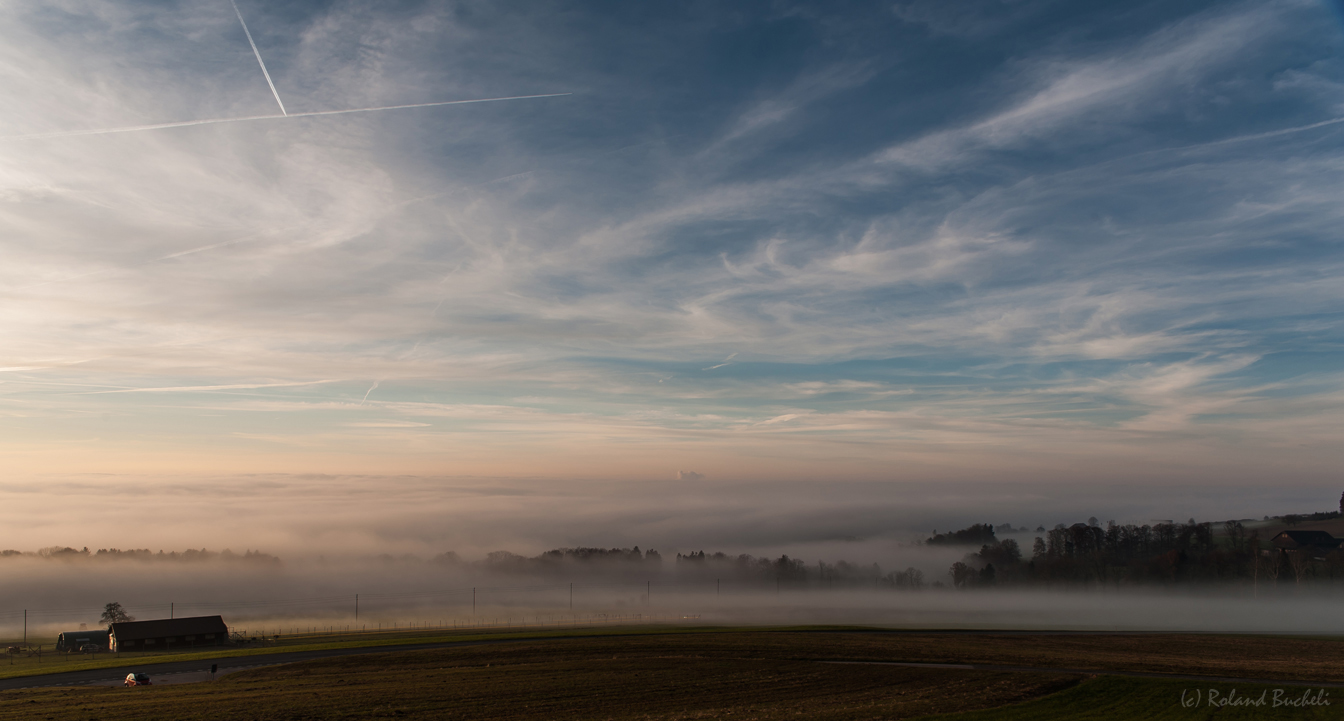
[472,588,476,615]
[355,594,359,621]
[647,580,650,607]
[569,582,573,609]
[717,578,720,596]
[171,603,174,619]
[23,610,26,647]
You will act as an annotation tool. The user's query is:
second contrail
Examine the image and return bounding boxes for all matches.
[229,0,287,115]
[1,93,572,141]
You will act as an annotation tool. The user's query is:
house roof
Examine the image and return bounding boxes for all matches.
[109,616,227,641]
[1272,530,1341,548]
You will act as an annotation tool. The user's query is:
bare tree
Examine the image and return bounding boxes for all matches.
[1248,531,1263,598]
[100,602,133,628]
[1288,550,1311,587]
[1263,549,1281,586]
[1224,521,1246,554]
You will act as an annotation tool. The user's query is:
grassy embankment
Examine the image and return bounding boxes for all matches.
[1,631,1343,720]
[0,618,689,681]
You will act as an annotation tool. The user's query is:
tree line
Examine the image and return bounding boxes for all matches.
[430,546,928,588]
[674,550,925,589]
[940,515,1344,590]
[0,547,281,565]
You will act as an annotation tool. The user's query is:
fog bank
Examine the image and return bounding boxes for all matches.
[4,549,1343,641]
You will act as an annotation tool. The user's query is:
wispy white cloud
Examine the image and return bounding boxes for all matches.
[345,420,431,428]
[876,4,1281,170]
[0,0,1341,550]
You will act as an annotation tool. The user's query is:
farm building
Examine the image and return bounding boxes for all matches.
[109,616,229,652]
[1271,530,1342,553]
[55,629,110,651]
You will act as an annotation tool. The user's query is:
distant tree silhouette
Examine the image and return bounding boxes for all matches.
[978,539,1021,567]
[949,562,974,589]
[100,602,133,628]
[883,567,924,589]
[951,516,1305,589]
[979,564,996,586]
[927,524,996,546]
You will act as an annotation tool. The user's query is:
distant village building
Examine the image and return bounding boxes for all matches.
[1271,530,1342,559]
[109,616,228,652]
[55,629,110,651]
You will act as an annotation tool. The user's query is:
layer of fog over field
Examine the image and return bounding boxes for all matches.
[2,476,1342,641]
[2,544,1342,640]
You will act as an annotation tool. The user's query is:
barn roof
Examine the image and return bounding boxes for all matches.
[57,629,109,642]
[110,616,227,641]
[56,626,107,640]
[1273,530,1341,548]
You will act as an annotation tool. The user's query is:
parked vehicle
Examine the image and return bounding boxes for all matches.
[124,673,151,687]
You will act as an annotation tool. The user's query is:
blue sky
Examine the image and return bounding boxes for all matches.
[1,0,1342,554]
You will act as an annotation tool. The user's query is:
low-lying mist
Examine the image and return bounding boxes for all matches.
[4,540,1343,641]
[6,475,1342,641]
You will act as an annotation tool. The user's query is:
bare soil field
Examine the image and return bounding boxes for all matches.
[803,630,1344,683]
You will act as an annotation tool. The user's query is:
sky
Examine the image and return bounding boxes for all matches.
[1,0,1343,557]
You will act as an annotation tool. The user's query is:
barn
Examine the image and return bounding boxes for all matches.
[1271,530,1342,552]
[55,629,110,651]
[109,616,229,652]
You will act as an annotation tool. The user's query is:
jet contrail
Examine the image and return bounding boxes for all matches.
[360,380,380,405]
[2,93,571,141]
[84,380,340,394]
[17,227,290,290]
[229,0,286,116]
[702,352,738,371]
